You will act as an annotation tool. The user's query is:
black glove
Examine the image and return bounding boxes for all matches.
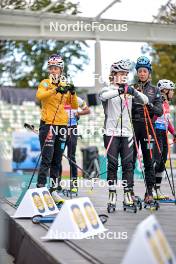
[75,112,80,121]
[118,84,134,96]
[67,83,76,95]
[161,95,166,102]
[147,103,154,111]
[55,86,68,94]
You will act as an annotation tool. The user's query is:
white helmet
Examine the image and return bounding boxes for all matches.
[48,54,64,69]
[110,59,131,73]
[157,79,175,90]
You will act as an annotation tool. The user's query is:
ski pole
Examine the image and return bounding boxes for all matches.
[144,105,175,198]
[163,107,176,200]
[24,123,90,178]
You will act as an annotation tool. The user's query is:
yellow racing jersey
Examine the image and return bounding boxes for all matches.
[36,79,78,125]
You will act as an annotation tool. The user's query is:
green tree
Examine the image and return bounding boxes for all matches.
[150,44,176,85]
[142,2,176,86]
[0,0,89,88]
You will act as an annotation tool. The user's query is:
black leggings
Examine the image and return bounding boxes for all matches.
[37,121,67,187]
[154,129,168,185]
[133,121,155,193]
[104,135,134,190]
[59,126,78,180]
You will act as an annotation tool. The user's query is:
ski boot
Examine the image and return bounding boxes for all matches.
[50,190,65,209]
[107,186,117,213]
[131,191,142,210]
[123,191,137,213]
[144,193,159,211]
[154,188,170,201]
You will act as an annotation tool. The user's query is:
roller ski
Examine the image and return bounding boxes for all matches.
[62,179,78,197]
[131,192,143,210]
[154,189,176,203]
[107,186,117,213]
[143,194,159,211]
[123,191,137,213]
[154,188,170,201]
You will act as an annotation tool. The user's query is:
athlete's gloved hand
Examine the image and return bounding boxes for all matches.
[161,95,166,102]
[55,86,68,94]
[75,112,80,121]
[147,103,154,111]
[67,83,76,95]
[118,84,134,95]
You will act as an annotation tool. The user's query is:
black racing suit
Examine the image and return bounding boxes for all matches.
[132,81,163,195]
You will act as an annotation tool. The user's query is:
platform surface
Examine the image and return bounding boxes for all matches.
[1,179,176,264]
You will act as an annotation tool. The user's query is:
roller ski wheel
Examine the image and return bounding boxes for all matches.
[123,192,137,213]
[56,201,64,209]
[123,202,137,213]
[144,195,160,211]
[144,201,159,211]
[32,215,55,224]
[99,214,109,224]
[62,188,78,197]
[132,195,142,210]
[107,189,117,213]
[107,203,116,213]
[32,215,43,224]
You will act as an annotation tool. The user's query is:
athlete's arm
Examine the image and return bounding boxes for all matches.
[66,93,79,109]
[77,97,90,116]
[133,89,149,105]
[149,88,163,117]
[36,81,57,100]
[99,86,119,101]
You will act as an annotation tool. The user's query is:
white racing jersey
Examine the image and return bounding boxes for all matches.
[64,97,87,127]
[99,84,149,137]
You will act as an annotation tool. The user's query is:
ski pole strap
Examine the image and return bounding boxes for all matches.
[124,84,128,94]
[124,84,129,107]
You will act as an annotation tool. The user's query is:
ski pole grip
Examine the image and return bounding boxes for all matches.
[24,123,34,130]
